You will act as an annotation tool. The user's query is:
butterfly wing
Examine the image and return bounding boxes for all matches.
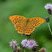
[24,17,46,35]
[9,15,27,34]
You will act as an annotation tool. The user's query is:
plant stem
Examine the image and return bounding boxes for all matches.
[24,49,26,52]
[47,22,52,35]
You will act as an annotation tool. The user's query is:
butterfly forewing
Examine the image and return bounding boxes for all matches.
[9,15,27,34]
[30,17,46,27]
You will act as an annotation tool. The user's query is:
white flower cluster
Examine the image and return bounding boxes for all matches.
[21,39,38,49]
[9,40,18,49]
[44,3,52,10]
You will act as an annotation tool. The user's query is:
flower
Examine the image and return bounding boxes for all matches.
[44,3,52,10]
[9,40,18,49]
[44,3,52,14]
[21,39,38,49]
[39,48,46,52]
[21,39,28,48]
[27,39,38,49]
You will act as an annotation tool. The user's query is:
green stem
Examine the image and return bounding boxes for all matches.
[24,49,26,52]
[47,23,52,35]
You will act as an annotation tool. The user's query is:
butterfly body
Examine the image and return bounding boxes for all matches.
[9,15,46,35]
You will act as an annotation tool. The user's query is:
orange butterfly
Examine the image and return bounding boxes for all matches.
[9,15,46,36]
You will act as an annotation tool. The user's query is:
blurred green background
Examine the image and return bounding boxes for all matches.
[0,0,52,52]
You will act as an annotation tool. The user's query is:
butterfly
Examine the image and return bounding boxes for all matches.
[9,15,46,36]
